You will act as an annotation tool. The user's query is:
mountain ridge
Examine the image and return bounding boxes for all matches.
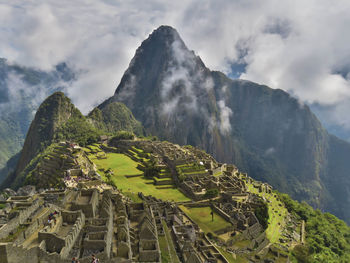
[99,25,350,223]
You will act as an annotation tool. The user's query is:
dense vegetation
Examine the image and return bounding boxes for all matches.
[280,193,350,263]
[254,201,269,229]
[111,131,135,141]
[55,116,101,146]
[89,102,143,135]
[203,188,219,199]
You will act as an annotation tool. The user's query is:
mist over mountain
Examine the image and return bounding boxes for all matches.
[100,26,350,223]
[0,59,75,182]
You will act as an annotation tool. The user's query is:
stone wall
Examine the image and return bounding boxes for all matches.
[60,211,85,259]
[0,198,40,239]
[14,206,56,245]
[2,243,39,263]
[212,205,235,224]
[71,189,99,218]
[38,210,85,260]
[78,180,102,189]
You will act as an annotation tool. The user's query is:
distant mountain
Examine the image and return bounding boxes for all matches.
[100,25,350,223]
[0,59,75,182]
[1,92,143,189]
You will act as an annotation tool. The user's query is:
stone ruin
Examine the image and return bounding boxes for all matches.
[0,139,300,262]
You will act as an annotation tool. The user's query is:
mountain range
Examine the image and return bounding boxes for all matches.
[1,25,350,224]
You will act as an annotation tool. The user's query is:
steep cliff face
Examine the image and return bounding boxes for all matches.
[99,25,349,223]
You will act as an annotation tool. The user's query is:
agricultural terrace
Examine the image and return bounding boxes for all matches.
[247,182,288,244]
[84,144,190,202]
[176,163,208,176]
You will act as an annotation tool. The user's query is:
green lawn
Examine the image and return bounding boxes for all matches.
[162,220,181,263]
[215,245,248,263]
[90,152,190,202]
[159,235,171,263]
[90,152,142,176]
[179,206,231,234]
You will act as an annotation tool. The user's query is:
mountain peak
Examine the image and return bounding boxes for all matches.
[144,25,183,46]
[14,91,82,177]
[134,25,187,62]
[106,24,207,109]
[150,25,179,38]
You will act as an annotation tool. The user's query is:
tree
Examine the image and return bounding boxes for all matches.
[254,201,269,229]
[204,188,219,199]
[144,160,160,178]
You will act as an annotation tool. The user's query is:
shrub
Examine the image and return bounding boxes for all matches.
[112,131,135,141]
[204,188,219,199]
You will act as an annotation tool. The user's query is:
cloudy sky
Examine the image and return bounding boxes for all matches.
[1,0,350,138]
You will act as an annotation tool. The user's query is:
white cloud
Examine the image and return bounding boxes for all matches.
[0,0,350,133]
[265,147,276,156]
[217,99,233,134]
[160,35,213,116]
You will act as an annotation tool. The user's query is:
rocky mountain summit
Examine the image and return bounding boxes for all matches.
[100,25,350,224]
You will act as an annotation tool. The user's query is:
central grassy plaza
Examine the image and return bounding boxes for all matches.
[87,150,190,202]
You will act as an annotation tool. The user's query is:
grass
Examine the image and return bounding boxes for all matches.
[159,235,171,263]
[88,145,102,152]
[179,206,231,234]
[154,177,173,182]
[90,152,142,176]
[0,203,6,209]
[131,146,143,152]
[214,171,222,177]
[123,191,143,202]
[247,182,288,243]
[0,225,27,242]
[162,220,181,263]
[233,239,251,249]
[215,245,249,263]
[182,170,208,175]
[90,152,190,202]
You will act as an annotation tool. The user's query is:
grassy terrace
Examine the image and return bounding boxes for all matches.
[247,182,288,244]
[179,206,231,234]
[159,235,171,263]
[215,245,248,263]
[162,220,181,263]
[176,163,208,177]
[87,148,189,202]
